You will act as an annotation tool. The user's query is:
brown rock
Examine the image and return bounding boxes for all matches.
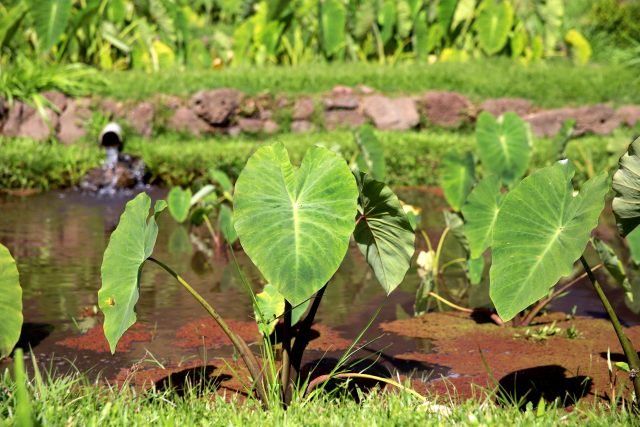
[238,118,264,134]
[42,91,68,112]
[99,98,125,119]
[331,85,354,96]
[0,98,8,130]
[324,94,359,110]
[362,95,419,131]
[263,120,279,134]
[2,101,27,136]
[616,105,640,128]
[57,98,91,145]
[357,85,375,95]
[3,102,57,140]
[127,101,154,137]
[190,89,244,125]
[324,110,366,130]
[156,94,183,111]
[291,120,315,133]
[523,109,574,138]
[525,104,620,138]
[479,98,532,117]
[167,107,212,136]
[422,91,474,128]
[292,97,315,120]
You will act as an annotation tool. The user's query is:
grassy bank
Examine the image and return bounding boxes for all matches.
[0,369,636,426]
[99,60,640,108]
[0,129,629,192]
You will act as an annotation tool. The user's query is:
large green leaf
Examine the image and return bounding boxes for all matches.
[0,3,28,51]
[475,0,513,55]
[29,0,72,51]
[354,173,415,294]
[355,125,386,182]
[233,143,358,305]
[99,193,166,353]
[321,0,346,57]
[490,162,609,321]
[612,137,640,237]
[379,0,397,44]
[440,150,476,212]
[0,244,22,359]
[167,187,192,223]
[461,175,504,258]
[476,111,531,186]
[627,227,640,265]
[437,0,458,32]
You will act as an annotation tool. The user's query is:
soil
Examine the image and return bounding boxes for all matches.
[381,312,640,406]
[56,323,152,353]
[174,318,259,349]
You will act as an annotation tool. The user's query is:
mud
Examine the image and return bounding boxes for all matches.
[175,318,259,349]
[382,312,640,405]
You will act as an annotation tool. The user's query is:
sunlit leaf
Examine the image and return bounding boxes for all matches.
[167,187,192,223]
[475,0,513,55]
[476,111,531,186]
[467,256,484,285]
[440,150,475,212]
[490,162,609,321]
[0,244,22,359]
[233,143,358,305]
[209,169,234,196]
[254,283,310,336]
[29,0,71,51]
[99,193,166,353]
[461,175,504,258]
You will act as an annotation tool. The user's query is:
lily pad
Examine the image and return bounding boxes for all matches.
[490,162,609,321]
[233,143,358,305]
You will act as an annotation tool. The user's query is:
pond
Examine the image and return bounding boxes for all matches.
[0,187,638,394]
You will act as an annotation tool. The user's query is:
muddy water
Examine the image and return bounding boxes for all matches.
[0,188,637,386]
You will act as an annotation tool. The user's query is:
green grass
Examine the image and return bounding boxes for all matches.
[0,368,637,427]
[0,129,630,191]
[99,60,640,107]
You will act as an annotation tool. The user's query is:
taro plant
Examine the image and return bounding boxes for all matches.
[166,168,236,257]
[99,142,416,407]
[0,243,23,360]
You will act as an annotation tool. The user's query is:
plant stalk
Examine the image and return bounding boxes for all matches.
[291,285,328,376]
[147,257,267,404]
[281,300,292,404]
[580,256,640,402]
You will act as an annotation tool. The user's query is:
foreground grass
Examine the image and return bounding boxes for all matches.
[0,129,631,191]
[0,369,637,427]
[99,60,640,107]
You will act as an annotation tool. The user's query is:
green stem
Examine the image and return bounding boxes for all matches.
[147,257,267,404]
[580,256,640,402]
[439,257,467,274]
[281,300,292,405]
[433,227,450,277]
[305,373,425,401]
[421,230,434,253]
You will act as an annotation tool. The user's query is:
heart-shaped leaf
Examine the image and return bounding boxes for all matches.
[209,169,233,199]
[354,172,415,294]
[441,150,476,212]
[490,162,609,321]
[0,244,22,359]
[612,137,640,236]
[233,143,358,305]
[461,175,505,259]
[476,111,531,186]
[168,187,192,223]
[476,0,513,55]
[99,193,166,353]
[355,125,386,182]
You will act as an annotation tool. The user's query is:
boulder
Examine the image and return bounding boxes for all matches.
[0,98,8,130]
[99,98,125,119]
[523,108,575,138]
[291,120,315,133]
[524,104,620,138]
[324,110,366,130]
[238,118,264,134]
[422,91,474,128]
[323,94,359,110]
[127,101,154,137]
[616,105,640,128]
[42,91,68,112]
[263,120,279,134]
[362,95,419,131]
[292,97,315,121]
[57,98,91,145]
[479,98,532,117]
[167,107,212,136]
[2,102,57,140]
[190,89,244,125]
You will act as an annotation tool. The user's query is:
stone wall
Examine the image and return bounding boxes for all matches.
[2,86,639,145]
